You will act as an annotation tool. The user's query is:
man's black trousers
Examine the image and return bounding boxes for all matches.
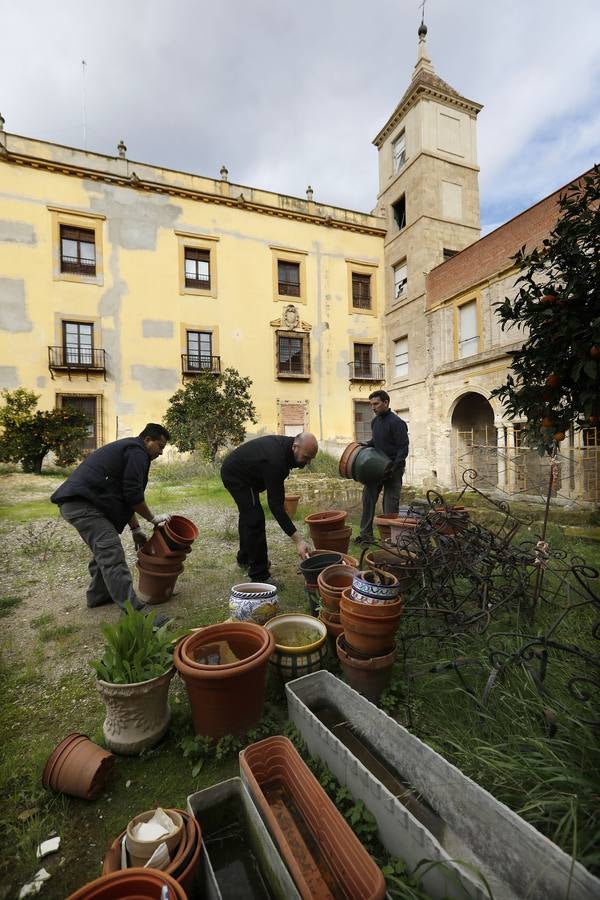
[222,479,270,582]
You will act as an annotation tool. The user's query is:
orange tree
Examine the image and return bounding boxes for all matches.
[491,165,599,453]
[0,388,92,473]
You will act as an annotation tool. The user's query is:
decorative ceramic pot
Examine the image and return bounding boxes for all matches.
[136,561,183,604]
[336,634,397,702]
[265,613,328,682]
[283,494,301,517]
[66,867,186,900]
[42,733,115,800]
[240,736,386,900]
[96,667,175,755]
[351,569,400,604]
[228,582,280,625]
[174,622,275,738]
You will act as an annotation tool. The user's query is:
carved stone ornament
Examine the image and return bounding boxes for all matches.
[270,304,312,332]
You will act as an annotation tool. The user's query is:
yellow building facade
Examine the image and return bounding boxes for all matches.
[0,127,387,453]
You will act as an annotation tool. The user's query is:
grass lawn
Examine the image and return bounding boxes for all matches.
[0,458,598,898]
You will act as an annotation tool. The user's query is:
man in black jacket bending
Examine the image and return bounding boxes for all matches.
[51,423,173,624]
[221,432,318,583]
[355,390,409,545]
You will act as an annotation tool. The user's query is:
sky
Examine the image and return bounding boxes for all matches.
[2,0,599,234]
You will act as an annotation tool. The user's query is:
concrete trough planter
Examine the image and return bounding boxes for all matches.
[187,776,301,900]
[286,670,600,900]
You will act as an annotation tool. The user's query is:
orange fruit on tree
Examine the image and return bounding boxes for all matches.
[541,416,554,428]
[590,345,600,359]
[540,293,557,305]
[553,431,566,442]
[545,374,561,389]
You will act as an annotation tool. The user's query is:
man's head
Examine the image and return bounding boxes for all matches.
[139,423,170,460]
[368,390,390,417]
[292,432,319,468]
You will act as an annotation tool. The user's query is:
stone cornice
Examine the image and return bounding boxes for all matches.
[373,81,482,149]
[3,137,386,238]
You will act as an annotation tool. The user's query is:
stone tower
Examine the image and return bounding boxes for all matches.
[372,20,482,480]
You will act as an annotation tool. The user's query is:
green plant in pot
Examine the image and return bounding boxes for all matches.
[91,601,185,756]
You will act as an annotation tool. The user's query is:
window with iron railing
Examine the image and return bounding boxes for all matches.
[352,273,372,310]
[60,225,96,275]
[186,331,213,369]
[63,321,93,365]
[353,343,373,377]
[277,260,300,297]
[185,248,211,289]
[277,330,310,377]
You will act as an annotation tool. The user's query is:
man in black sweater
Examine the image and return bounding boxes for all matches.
[356,390,409,545]
[51,423,173,625]
[221,432,318,583]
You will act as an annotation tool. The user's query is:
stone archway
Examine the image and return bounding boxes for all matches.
[450,392,496,488]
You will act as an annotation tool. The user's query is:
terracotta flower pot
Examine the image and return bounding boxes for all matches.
[341,588,404,620]
[136,561,183,604]
[103,809,201,895]
[304,510,347,531]
[336,634,397,702]
[363,547,417,592]
[228,582,280,625]
[311,525,352,553]
[318,609,344,652]
[240,736,385,900]
[67,867,186,899]
[338,441,362,478]
[373,513,402,542]
[265,613,328,682]
[137,547,186,573]
[42,733,115,801]
[389,517,420,547]
[164,515,198,546]
[339,602,401,657]
[174,622,274,738]
[283,494,301,517]
[317,563,357,612]
[143,526,190,559]
[96,667,175,755]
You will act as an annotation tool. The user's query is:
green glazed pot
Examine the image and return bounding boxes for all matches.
[352,447,392,485]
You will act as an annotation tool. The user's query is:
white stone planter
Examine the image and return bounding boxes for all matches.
[96,666,174,755]
[286,670,600,900]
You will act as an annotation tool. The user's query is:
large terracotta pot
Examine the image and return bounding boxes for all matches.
[373,513,401,542]
[389,517,420,547]
[142,526,191,559]
[174,623,274,738]
[164,515,198,546]
[338,441,362,478]
[341,588,403,620]
[304,510,347,531]
[265,613,327,682]
[336,634,397,702]
[363,547,417,592]
[96,667,175,755]
[228,582,280,625]
[240,736,385,900]
[67,867,187,899]
[103,809,201,895]
[137,546,186,573]
[317,564,357,612]
[318,609,344,652]
[42,733,115,800]
[136,561,183,604]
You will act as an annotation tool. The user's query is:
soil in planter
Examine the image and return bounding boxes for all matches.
[262,781,346,900]
[312,703,444,842]
[201,796,274,899]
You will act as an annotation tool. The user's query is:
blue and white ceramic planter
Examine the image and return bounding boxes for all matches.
[350,570,400,605]
[229,583,280,626]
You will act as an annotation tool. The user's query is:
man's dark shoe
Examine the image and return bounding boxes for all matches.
[151,612,172,629]
[86,595,113,609]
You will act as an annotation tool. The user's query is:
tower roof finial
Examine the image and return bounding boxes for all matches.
[413,0,433,77]
[418,0,427,35]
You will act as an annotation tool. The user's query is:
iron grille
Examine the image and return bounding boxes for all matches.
[348,362,385,381]
[181,354,221,375]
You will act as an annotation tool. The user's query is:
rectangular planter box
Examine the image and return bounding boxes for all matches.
[286,670,600,900]
[187,777,301,900]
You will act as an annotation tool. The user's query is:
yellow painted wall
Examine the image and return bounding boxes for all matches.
[0,136,386,452]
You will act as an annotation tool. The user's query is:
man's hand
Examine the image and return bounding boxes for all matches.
[131,527,148,550]
[291,531,311,560]
[151,513,172,526]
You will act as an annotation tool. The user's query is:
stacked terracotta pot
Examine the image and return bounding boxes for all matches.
[336,568,403,701]
[68,868,187,899]
[304,510,351,553]
[316,563,357,648]
[137,515,198,604]
[101,806,201,897]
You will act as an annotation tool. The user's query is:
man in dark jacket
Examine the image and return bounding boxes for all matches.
[355,390,409,545]
[221,432,318,583]
[51,423,173,624]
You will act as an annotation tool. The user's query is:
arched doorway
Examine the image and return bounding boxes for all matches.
[451,392,496,487]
